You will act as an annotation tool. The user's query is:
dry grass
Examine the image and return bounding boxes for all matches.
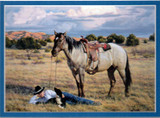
[5,41,155,112]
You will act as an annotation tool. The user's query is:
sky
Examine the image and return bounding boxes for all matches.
[5,5,155,38]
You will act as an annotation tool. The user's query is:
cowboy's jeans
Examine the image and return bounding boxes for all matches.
[62,92,94,105]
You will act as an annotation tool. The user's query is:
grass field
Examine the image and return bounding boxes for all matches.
[5,40,155,112]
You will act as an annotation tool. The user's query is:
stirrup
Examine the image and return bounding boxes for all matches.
[86,67,98,75]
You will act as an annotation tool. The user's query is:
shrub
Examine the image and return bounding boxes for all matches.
[107,33,117,43]
[85,34,97,41]
[126,38,135,46]
[11,39,17,46]
[149,33,155,41]
[45,38,52,42]
[144,39,148,43]
[126,34,139,46]
[134,38,139,45]
[6,37,17,48]
[16,37,41,49]
[107,36,114,43]
[116,35,125,44]
[97,36,106,43]
[6,37,12,48]
[39,40,47,46]
[109,33,117,40]
[34,43,41,49]
[107,33,125,44]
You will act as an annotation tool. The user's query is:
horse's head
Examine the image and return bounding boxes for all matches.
[51,31,67,57]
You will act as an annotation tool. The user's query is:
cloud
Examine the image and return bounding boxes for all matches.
[5,6,155,37]
[6,6,119,30]
[67,6,117,17]
[13,7,47,24]
[82,6,155,36]
[65,6,118,30]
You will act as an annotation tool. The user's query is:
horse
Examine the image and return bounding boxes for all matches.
[51,31,132,97]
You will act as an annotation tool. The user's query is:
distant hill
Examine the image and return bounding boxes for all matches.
[5,31,148,42]
[5,31,55,41]
[5,31,83,41]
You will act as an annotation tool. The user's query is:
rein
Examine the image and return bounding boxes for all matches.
[54,56,58,86]
[49,56,57,88]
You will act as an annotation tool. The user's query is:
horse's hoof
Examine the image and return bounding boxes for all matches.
[125,93,130,97]
[106,95,111,99]
[81,95,85,97]
[107,94,111,97]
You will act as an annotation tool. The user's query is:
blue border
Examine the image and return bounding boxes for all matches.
[0,1,5,117]
[0,1,160,117]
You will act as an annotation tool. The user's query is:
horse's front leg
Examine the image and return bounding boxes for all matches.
[79,68,85,97]
[67,62,81,96]
[71,69,81,97]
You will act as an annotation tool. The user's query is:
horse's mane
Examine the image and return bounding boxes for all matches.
[65,36,82,52]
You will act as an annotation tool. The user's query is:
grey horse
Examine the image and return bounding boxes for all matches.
[51,31,132,97]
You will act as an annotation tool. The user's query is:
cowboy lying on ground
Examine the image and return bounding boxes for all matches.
[29,86,102,108]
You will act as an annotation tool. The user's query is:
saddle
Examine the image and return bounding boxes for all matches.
[80,36,111,62]
[80,36,111,74]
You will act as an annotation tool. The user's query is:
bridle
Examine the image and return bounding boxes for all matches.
[56,35,66,51]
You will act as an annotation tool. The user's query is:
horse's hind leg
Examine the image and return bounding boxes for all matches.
[107,66,116,97]
[79,68,85,97]
[117,69,130,97]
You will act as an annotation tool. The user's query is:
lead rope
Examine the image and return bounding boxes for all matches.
[54,56,58,87]
[49,56,57,88]
[49,56,53,88]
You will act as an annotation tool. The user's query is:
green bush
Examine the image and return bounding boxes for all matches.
[116,35,125,44]
[134,38,139,45]
[35,43,41,49]
[149,33,155,41]
[6,37,12,48]
[16,37,41,49]
[45,38,52,42]
[107,33,125,44]
[39,40,47,46]
[107,33,117,43]
[107,36,114,43]
[97,36,106,43]
[144,39,148,43]
[85,34,97,41]
[126,34,139,46]
[126,38,134,46]
[6,37,17,48]
[11,40,17,46]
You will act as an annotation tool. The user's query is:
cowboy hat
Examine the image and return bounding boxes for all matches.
[33,86,45,95]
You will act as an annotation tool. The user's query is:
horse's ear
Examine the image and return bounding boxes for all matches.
[64,32,67,36]
[54,30,57,35]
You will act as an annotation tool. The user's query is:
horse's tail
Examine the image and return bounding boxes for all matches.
[125,55,132,87]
